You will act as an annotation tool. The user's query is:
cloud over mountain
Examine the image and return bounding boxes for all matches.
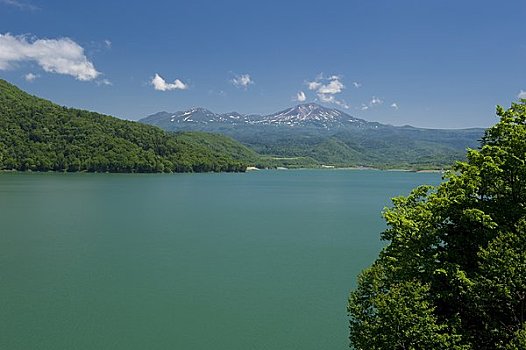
[151,73,188,91]
[231,73,253,89]
[307,74,349,109]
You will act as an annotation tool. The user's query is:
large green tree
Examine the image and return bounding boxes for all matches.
[348,101,526,349]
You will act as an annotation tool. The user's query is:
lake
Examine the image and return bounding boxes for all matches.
[0,170,441,349]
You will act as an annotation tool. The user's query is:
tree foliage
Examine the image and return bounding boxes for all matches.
[348,101,526,349]
[0,79,252,173]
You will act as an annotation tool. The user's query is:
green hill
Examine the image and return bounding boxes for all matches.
[0,79,256,173]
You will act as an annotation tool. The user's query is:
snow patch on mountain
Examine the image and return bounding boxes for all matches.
[141,103,373,130]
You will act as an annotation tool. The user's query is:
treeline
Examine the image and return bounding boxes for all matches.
[0,79,250,173]
[229,127,481,170]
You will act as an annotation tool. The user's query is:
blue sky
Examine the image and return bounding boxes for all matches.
[0,0,525,128]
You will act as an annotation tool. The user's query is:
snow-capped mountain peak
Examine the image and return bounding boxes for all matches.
[140,103,372,130]
[259,103,365,128]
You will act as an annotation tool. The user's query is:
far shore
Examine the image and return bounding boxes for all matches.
[1,166,447,174]
[244,165,446,173]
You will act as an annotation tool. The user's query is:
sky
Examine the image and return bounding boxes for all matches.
[0,0,525,128]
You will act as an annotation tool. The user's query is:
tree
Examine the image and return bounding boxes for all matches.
[348,101,526,349]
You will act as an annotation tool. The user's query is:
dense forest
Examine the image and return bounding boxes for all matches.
[230,127,478,170]
[0,79,257,173]
[348,101,526,349]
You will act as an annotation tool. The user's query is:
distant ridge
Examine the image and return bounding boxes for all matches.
[141,103,383,130]
[140,103,485,170]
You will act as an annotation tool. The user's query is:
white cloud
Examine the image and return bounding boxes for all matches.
[231,73,253,89]
[519,90,526,99]
[307,81,321,90]
[318,79,344,94]
[0,33,100,80]
[307,75,344,94]
[370,96,383,106]
[296,91,306,102]
[318,93,335,103]
[104,40,112,48]
[352,81,361,88]
[96,78,112,86]
[334,100,350,109]
[360,96,384,111]
[390,102,399,110]
[151,73,188,91]
[24,72,38,82]
[317,93,350,109]
[0,0,38,11]
[306,74,349,108]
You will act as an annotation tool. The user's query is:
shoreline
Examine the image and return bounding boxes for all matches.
[243,165,446,173]
[0,166,447,174]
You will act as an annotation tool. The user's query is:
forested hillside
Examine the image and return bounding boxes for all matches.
[0,79,253,173]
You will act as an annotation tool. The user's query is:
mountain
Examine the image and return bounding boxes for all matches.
[258,103,376,129]
[140,103,485,169]
[141,103,380,130]
[0,79,261,173]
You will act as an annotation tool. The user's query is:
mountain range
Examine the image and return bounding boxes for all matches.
[140,103,485,169]
[142,103,383,130]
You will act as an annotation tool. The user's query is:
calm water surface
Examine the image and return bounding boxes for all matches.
[0,170,441,349]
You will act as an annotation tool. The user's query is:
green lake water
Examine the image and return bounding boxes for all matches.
[0,170,441,349]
